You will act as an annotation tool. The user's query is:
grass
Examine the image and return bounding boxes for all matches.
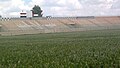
[0,30,120,68]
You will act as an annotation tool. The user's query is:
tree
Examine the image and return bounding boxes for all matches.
[32,5,43,17]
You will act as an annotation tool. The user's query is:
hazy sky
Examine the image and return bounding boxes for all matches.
[0,0,120,17]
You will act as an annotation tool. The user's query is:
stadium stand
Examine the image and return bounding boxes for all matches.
[0,16,120,36]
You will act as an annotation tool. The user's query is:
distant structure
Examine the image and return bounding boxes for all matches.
[20,10,27,18]
[20,5,43,18]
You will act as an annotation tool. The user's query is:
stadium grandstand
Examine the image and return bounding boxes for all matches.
[0,16,120,36]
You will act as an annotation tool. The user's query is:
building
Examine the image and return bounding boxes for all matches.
[20,10,27,18]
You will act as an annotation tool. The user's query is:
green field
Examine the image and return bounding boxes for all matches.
[0,30,120,68]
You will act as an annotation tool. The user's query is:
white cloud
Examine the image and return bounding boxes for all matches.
[0,0,120,17]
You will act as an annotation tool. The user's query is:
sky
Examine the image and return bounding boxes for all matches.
[0,0,120,17]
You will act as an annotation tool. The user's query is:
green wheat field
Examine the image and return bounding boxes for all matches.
[0,30,120,68]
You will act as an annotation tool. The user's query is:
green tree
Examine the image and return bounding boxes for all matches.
[32,5,43,17]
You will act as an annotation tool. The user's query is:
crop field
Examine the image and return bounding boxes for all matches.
[0,29,120,68]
